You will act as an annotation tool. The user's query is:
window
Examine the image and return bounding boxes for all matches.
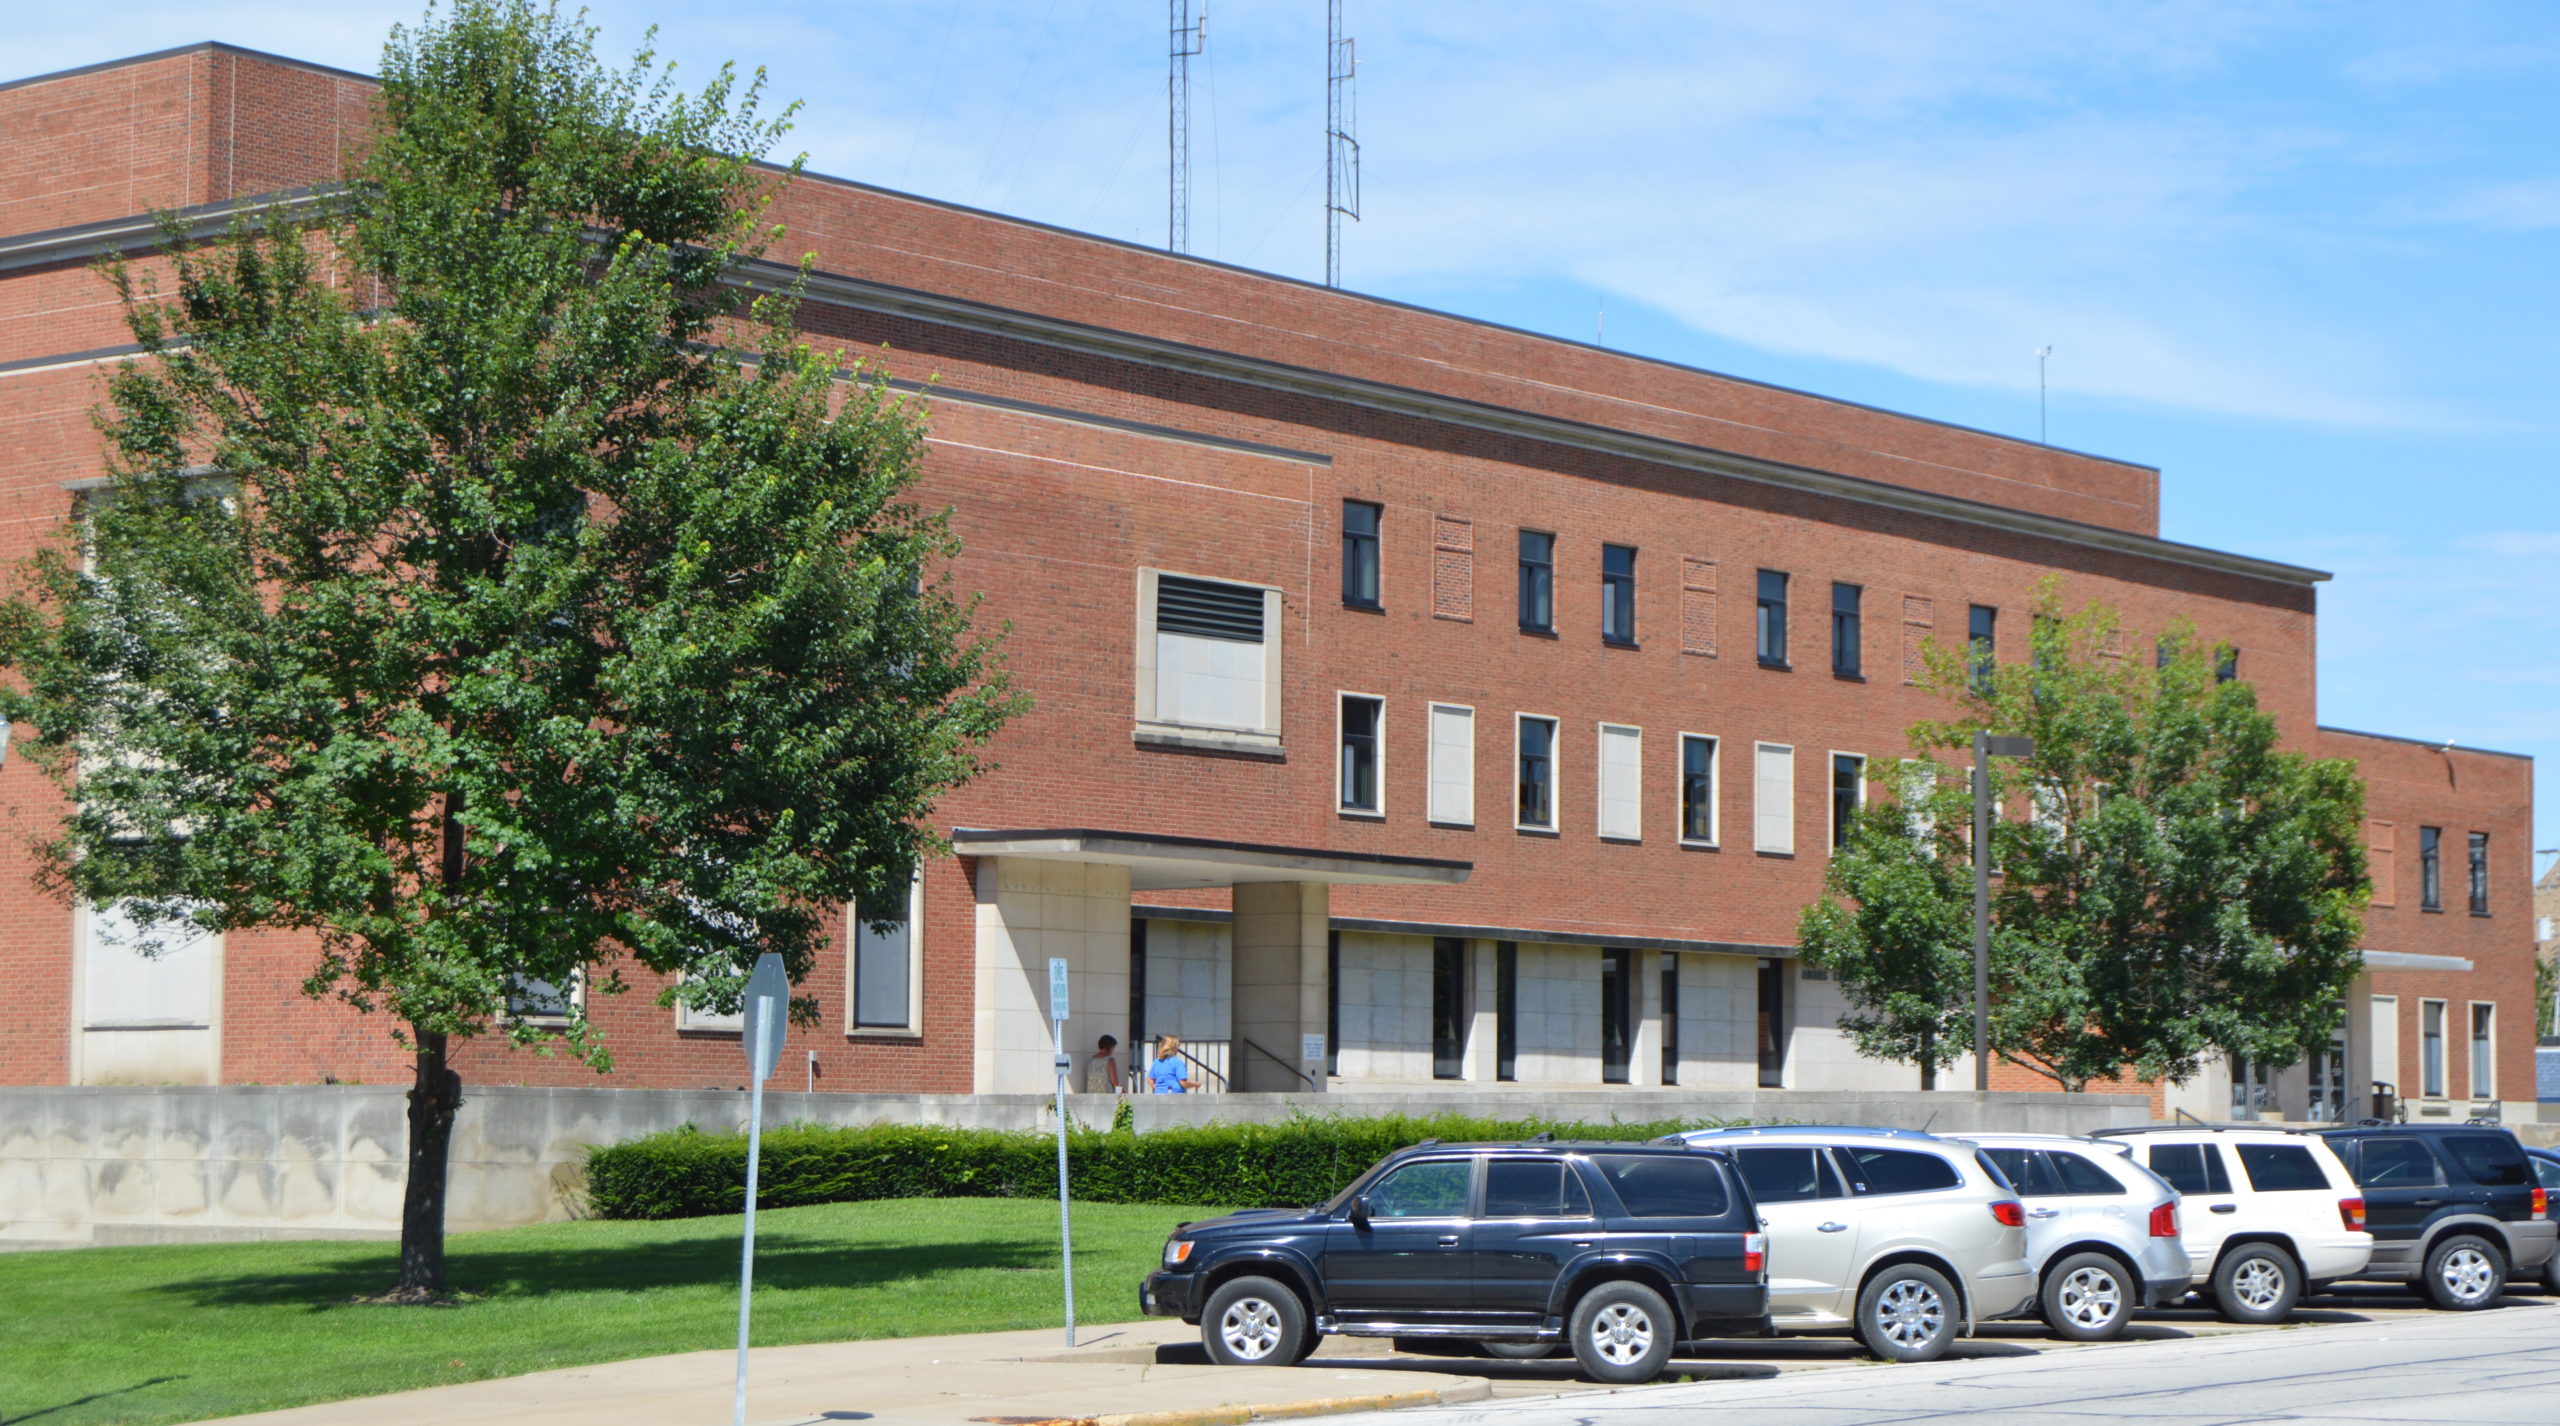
[1968,604,1997,693]
[2446,1132,2528,1186]
[1337,694,1383,814]
[1660,958,1680,1086]
[1518,530,1555,633]
[1831,582,1862,677]
[2237,1145,2330,1193]
[1829,753,1865,851]
[2468,832,2490,915]
[2354,1138,2441,1188]
[2155,633,2176,669]
[2145,1143,2232,1196]
[1363,1159,1470,1217]
[1756,958,1787,1088]
[1979,1147,2056,1197]
[1679,735,1718,845]
[2032,612,2060,673]
[2230,1055,2274,1119]
[851,877,921,1031]
[1325,931,1341,1075]
[1516,716,1558,830]
[1597,723,1642,841]
[1431,938,1465,1080]
[1600,947,1633,1084]
[1840,1147,1963,1196]
[1600,544,1638,643]
[2470,1003,2496,1099]
[2419,826,2442,911]
[1341,500,1381,608]
[2422,999,2447,1097]
[1753,742,1795,854]
[1495,941,1518,1082]
[2048,1151,2125,1197]
[1755,570,1789,667]
[1591,1155,1733,1217]
[80,900,217,1029]
[2215,648,2239,684]
[1142,571,1278,741]
[506,971,578,1022]
[1426,703,1475,825]
[1732,1146,1843,1203]
[1483,1159,1594,1218]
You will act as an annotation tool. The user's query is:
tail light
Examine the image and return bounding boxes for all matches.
[1990,1200,2025,1228]
[2533,1187,2548,1220]
[1743,1231,1768,1275]
[2339,1198,2366,1232]
[2148,1202,2179,1238]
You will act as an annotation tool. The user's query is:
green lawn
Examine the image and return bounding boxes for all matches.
[0,1197,1225,1426]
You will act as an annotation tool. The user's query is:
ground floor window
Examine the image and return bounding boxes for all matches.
[2470,1002,2496,1100]
[1326,931,1342,1076]
[1495,941,1518,1082]
[1757,959,1788,1088]
[850,877,918,1031]
[2421,999,2447,1098]
[1431,938,1466,1080]
[1661,956,1680,1086]
[1600,947,1633,1084]
[2228,1055,2274,1120]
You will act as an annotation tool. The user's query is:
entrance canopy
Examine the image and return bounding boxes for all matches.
[952,827,1471,892]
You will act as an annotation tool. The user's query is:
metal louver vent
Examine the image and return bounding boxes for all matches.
[1157,575,1266,643]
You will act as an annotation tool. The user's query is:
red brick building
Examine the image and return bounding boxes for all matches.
[0,44,2537,1116]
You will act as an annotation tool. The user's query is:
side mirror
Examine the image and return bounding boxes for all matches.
[1348,1195,1372,1228]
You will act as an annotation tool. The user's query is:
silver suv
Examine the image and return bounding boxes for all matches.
[1949,1133,2191,1341]
[1668,1126,2034,1363]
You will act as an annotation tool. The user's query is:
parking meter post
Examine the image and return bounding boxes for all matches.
[733,995,770,1426]
[1054,1013,1076,1348]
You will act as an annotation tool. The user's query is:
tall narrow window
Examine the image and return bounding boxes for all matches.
[1431,938,1466,1080]
[1517,716,1558,830]
[1600,947,1633,1084]
[1129,917,1149,1054]
[2420,826,2442,911]
[1326,931,1341,1075]
[1601,544,1637,644]
[1338,695,1383,814]
[1754,742,1795,854]
[1756,570,1789,668]
[1518,530,1555,633]
[852,881,917,1030]
[1341,500,1381,609]
[1495,941,1519,1082]
[2470,1003,2496,1099]
[1679,734,1717,844]
[1831,582,1861,677]
[2468,832,2490,914]
[1426,703,1475,825]
[1830,754,1866,850]
[1597,723,1642,841]
[2215,648,2239,684]
[1660,957,1681,1086]
[2155,634,2176,669]
[1756,958,1788,1088]
[1968,604,1998,694]
[2422,999,2447,1098]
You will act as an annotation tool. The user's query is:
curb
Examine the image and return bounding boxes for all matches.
[981,1378,1494,1426]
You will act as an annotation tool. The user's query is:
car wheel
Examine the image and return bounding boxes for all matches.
[1567,1281,1676,1384]
[1856,1264,1958,1364]
[2541,1251,2560,1297]
[2420,1234,2507,1312]
[1200,1276,1308,1366]
[2041,1252,2133,1342]
[2210,1244,2300,1325]
[1479,1341,1560,1360]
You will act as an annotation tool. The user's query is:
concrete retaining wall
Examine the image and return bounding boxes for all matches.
[1,1083,2148,1247]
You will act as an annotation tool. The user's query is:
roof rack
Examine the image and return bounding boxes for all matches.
[1680,1124,1942,1140]
[2089,1123,2317,1137]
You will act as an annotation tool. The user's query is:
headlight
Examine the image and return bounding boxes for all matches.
[1164,1239,1196,1268]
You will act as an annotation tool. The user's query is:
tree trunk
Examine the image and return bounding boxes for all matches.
[396,1028,463,1296]
[1918,1025,1936,1092]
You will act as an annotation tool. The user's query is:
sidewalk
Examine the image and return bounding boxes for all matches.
[190,1319,1494,1426]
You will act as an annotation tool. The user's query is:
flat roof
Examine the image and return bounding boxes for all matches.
[2317,726,2532,763]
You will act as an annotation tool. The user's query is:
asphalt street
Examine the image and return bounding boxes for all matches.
[1320,1300,2560,1426]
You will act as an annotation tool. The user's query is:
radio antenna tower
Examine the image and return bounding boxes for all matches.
[1325,0,1359,287]
[1168,2,1206,254]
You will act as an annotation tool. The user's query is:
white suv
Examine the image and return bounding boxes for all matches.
[1949,1133,2192,1341]
[2095,1127,2373,1323]
[1669,1126,2034,1363]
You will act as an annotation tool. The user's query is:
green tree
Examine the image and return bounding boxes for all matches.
[1796,761,1978,1088]
[1801,581,2369,1092]
[0,1,1018,1297]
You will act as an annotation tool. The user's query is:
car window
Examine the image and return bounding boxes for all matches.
[2049,1151,2126,1196]
[1981,1148,2057,1196]
[2354,1138,2444,1189]
[1842,1147,1963,1196]
[2444,1134,2530,1188]
[1365,1159,1472,1218]
[2236,1144,2329,1193]
[1733,1146,1838,1203]
[2534,1158,2560,1193]
[1592,1155,1734,1217]
[1482,1159,1594,1218]
[2146,1143,2233,1196]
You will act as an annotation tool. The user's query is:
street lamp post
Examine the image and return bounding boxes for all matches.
[1973,730,2035,1093]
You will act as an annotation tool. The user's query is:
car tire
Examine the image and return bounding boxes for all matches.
[1855,1263,1959,1364]
[1479,1341,1560,1360]
[2420,1234,2507,1312]
[2041,1252,2134,1342]
[2541,1251,2560,1298]
[1201,1276,1309,1367]
[1567,1281,1677,1384]
[2210,1244,2300,1325]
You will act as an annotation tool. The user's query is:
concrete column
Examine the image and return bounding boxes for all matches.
[1464,939,1498,1082]
[1630,950,1664,1087]
[1232,881,1329,1092]
[2343,971,2376,1121]
[972,858,1133,1095]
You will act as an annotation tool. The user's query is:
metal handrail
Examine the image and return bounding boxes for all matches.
[1238,1035,1318,1091]
[1171,1046,1227,1092]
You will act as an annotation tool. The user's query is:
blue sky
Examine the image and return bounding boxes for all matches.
[10,2,2557,859]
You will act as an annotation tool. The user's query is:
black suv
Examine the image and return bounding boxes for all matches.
[2310,1123,2556,1309]
[1140,1140,1768,1383]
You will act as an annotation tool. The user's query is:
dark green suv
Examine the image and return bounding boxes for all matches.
[2310,1124,2556,1309]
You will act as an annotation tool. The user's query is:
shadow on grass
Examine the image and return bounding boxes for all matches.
[149,1233,1053,1311]
[6,1376,187,1423]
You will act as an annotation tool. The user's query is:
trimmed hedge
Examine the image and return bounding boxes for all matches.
[583,1111,1746,1220]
